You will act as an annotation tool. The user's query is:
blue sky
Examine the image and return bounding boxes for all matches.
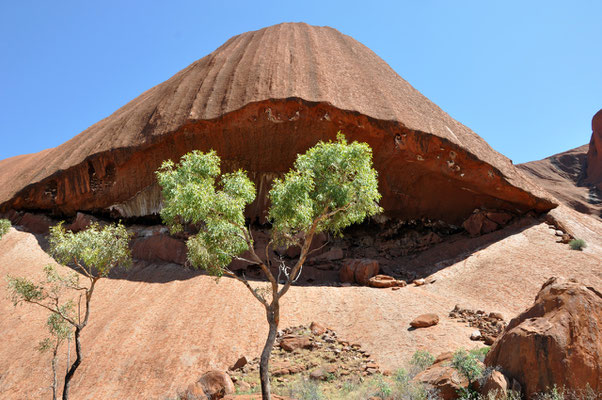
[1,1,600,163]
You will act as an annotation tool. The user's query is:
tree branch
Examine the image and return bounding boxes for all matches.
[223,270,268,308]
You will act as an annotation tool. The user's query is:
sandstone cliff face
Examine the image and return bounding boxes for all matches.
[0,23,554,223]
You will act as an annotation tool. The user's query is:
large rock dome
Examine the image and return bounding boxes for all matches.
[0,22,554,223]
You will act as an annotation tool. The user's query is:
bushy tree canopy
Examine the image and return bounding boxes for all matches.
[156,133,382,276]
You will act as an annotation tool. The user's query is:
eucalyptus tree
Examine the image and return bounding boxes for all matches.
[7,222,131,400]
[156,133,382,400]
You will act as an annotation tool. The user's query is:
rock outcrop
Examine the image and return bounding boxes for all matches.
[485,277,602,396]
[519,109,602,219]
[586,109,602,190]
[0,23,553,225]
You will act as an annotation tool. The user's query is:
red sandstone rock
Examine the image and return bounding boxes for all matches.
[368,274,406,288]
[586,109,602,191]
[66,212,100,232]
[484,277,602,396]
[412,352,468,400]
[191,370,234,400]
[310,321,326,335]
[19,212,53,234]
[480,370,509,399]
[0,23,554,226]
[131,234,188,265]
[410,313,439,328]
[229,356,248,371]
[339,259,380,285]
[279,335,312,352]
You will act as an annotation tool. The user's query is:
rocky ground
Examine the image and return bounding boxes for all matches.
[0,207,600,399]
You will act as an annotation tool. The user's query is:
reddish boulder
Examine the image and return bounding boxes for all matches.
[131,234,188,265]
[279,335,312,352]
[368,274,406,288]
[462,210,499,236]
[19,212,53,234]
[339,259,380,285]
[185,370,235,400]
[412,352,468,400]
[66,212,99,232]
[410,313,439,328]
[480,370,509,399]
[485,277,602,396]
[310,321,326,335]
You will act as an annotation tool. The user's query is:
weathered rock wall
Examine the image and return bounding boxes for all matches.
[1,100,554,224]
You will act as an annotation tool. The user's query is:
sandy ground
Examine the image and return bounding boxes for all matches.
[0,215,600,399]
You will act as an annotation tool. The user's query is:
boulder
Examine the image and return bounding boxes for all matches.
[279,335,312,352]
[185,370,234,400]
[310,321,326,335]
[480,370,509,399]
[368,274,406,288]
[410,313,439,328]
[19,212,53,234]
[131,234,188,265]
[485,277,602,396]
[462,210,499,236]
[412,352,468,400]
[229,356,248,371]
[339,259,379,285]
[66,212,99,232]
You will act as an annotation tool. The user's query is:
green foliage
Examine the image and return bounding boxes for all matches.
[408,350,435,376]
[269,133,382,246]
[468,346,490,363]
[451,349,484,385]
[287,378,325,400]
[156,151,254,276]
[0,218,10,238]
[392,368,440,400]
[157,133,382,276]
[49,222,132,277]
[569,238,587,251]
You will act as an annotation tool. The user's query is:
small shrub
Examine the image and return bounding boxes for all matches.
[287,378,325,400]
[0,218,10,238]
[469,346,490,363]
[569,239,587,251]
[409,350,435,376]
[451,349,483,385]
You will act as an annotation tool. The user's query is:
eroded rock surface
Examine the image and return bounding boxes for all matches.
[485,277,602,396]
[519,109,602,219]
[0,23,553,225]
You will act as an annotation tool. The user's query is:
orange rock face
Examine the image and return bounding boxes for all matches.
[586,109,602,191]
[485,277,602,396]
[0,23,553,225]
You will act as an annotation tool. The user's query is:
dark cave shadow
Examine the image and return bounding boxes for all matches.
[23,216,543,287]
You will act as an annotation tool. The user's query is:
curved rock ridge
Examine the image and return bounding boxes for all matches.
[0,22,554,223]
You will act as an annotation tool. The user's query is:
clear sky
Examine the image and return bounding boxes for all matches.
[1,1,600,164]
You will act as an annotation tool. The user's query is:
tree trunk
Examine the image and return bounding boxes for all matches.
[62,327,82,400]
[259,305,279,400]
[52,339,59,400]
